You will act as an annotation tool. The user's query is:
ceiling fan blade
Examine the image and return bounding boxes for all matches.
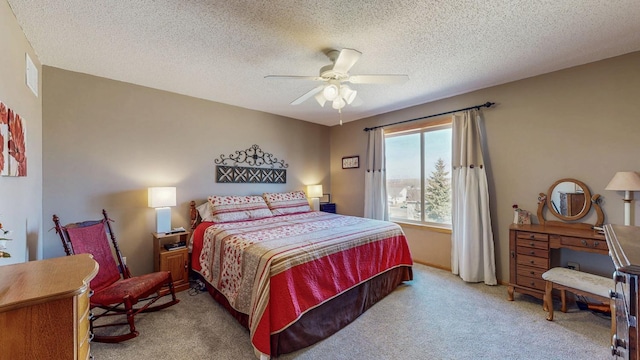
[291,85,325,105]
[348,74,409,84]
[332,49,362,74]
[265,75,324,81]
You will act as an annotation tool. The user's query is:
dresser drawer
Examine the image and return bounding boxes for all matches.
[517,274,546,291]
[517,254,549,269]
[78,339,91,360]
[560,236,607,251]
[77,290,92,358]
[516,238,549,251]
[517,246,548,258]
[78,308,90,344]
[516,232,549,242]
[78,290,90,318]
[517,265,546,279]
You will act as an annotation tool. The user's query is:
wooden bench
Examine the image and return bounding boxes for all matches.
[541,267,614,324]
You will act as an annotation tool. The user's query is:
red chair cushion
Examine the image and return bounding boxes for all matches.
[65,221,121,292]
[91,271,172,306]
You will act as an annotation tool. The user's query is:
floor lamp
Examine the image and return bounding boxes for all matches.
[605,171,640,226]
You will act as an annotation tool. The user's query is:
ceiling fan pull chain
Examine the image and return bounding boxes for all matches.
[339,108,343,126]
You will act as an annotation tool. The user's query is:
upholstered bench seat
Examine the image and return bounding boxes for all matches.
[541,267,614,324]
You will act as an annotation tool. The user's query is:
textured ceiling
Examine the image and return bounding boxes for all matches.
[7,1,640,126]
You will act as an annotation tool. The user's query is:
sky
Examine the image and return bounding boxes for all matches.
[385,128,452,180]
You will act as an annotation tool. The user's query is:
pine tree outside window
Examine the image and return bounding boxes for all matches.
[385,122,452,228]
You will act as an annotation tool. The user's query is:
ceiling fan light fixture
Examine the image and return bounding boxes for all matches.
[340,85,357,104]
[314,92,327,107]
[332,97,346,110]
[323,84,339,101]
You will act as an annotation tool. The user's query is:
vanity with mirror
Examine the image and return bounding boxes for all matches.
[508,178,607,301]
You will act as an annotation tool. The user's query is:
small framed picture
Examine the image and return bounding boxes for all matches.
[342,156,359,169]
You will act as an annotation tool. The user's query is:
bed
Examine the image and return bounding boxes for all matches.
[189,192,413,358]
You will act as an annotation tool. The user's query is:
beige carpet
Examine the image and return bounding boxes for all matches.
[91,264,610,359]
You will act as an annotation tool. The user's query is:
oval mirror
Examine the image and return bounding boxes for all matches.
[546,178,591,221]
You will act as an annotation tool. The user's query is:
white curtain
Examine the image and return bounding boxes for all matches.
[451,109,497,285]
[364,128,389,220]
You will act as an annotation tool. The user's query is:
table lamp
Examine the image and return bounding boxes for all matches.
[307,185,323,211]
[148,187,177,233]
[605,171,640,226]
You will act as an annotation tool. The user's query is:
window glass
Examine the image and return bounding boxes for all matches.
[386,124,452,227]
[423,128,452,225]
[386,133,420,221]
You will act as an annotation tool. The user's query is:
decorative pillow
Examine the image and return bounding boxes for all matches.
[207,195,273,223]
[262,191,312,215]
[196,202,215,222]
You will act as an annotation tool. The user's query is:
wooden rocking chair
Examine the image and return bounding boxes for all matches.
[52,209,180,343]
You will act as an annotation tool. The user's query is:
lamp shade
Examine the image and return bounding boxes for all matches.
[307,185,323,198]
[332,97,346,110]
[315,92,327,107]
[605,172,640,191]
[323,84,339,101]
[340,85,357,104]
[148,187,177,208]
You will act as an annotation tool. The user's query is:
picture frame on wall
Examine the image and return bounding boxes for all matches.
[0,102,9,176]
[342,155,359,169]
[0,101,27,177]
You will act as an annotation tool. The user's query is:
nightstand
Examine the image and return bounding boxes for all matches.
[152,231,190,293]
[320,203,336,213]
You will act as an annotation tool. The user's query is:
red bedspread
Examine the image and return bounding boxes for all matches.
[190,211,412,357]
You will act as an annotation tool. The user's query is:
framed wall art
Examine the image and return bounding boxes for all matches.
[0,101,27,177]
[342,155,359,169]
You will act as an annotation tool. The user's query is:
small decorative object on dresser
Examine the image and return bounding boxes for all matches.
[512,204,531,225]
[0,222,12,258]
[342,155,359,169]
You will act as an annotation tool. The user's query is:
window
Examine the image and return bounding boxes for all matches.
[385,122,452,227]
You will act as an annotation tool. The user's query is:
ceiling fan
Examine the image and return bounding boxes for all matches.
[265,48,409,113]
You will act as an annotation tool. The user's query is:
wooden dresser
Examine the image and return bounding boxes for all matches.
[0,254,98,360]
[508,223,608,300]
[605,224,640,359]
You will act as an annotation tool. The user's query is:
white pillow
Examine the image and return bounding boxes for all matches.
[207,195,273,223]
[196,202,215,222]
[262,191,312,215]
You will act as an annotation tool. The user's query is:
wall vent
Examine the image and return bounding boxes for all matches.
[25,53,38,97]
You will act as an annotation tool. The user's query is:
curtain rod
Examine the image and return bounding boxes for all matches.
[363,101,495,132]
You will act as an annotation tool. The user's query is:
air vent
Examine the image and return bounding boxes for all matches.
[25,53,38,97]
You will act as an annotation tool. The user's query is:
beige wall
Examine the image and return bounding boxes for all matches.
[330,51,640,283]
[0,1,43,260]
[43,67,330,275]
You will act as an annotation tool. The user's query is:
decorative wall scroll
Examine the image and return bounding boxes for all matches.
[0,101,27,177]
[215,144,288,184]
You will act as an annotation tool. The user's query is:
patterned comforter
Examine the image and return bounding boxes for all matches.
[191,211,413,357]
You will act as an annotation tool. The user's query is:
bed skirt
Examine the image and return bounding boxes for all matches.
[202,265,413,357]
